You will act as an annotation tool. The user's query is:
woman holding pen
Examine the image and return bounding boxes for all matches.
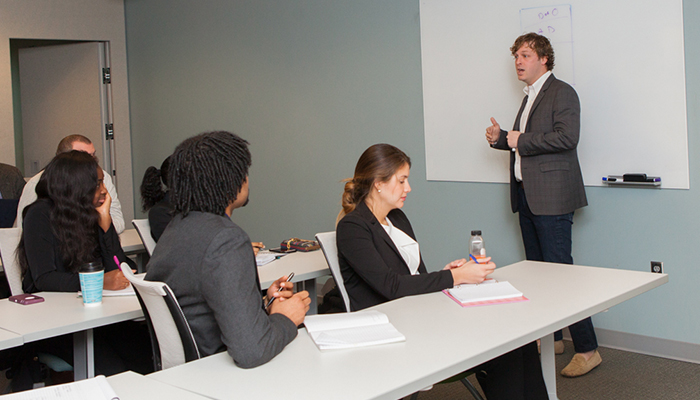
[336,144,547,400]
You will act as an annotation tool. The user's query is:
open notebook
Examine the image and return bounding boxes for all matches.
[303,310,406,350]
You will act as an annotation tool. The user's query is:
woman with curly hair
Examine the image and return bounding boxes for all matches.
[15,151,150,376]
[18,150,134,293]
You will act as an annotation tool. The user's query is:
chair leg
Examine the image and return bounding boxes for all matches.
[460,378,485,400]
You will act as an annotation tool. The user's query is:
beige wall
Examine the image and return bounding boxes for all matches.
[0,0,134,223]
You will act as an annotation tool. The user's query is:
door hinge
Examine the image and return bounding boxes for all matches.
[105,123,114,140]
[102,68,111,84]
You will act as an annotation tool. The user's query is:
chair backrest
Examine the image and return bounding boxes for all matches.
[315,231,350,312]
[132,219,157,256]
[0,228,23,296]
[120,263,200,370]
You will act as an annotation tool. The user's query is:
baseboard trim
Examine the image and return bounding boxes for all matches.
[564,328,700,364]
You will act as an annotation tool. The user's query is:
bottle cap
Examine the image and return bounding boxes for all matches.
[471,230,482,236]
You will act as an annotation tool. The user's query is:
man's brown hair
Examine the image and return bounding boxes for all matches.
[511,33,555,71]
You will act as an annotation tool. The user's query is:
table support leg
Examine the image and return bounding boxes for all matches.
[540,333,558,400]
[73,329,95,380]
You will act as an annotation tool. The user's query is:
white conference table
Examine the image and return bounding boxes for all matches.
[119,228,145,254]
[0,292,143,380]
[0,327,23,351]
[148,261,667,400]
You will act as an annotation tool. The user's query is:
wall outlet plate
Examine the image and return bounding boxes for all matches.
[651,261,663,274]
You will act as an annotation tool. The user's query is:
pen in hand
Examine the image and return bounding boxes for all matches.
[469,254,481,264]
[265,272,294,310]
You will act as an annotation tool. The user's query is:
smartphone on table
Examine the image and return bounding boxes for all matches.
[9,294,45,305]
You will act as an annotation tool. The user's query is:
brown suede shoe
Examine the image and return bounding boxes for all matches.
[561,350,602,377]
[537,340,565,355]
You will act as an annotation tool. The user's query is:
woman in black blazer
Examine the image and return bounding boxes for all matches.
[336,144,547,400]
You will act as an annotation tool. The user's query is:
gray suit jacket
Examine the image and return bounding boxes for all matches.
[146,211,297,368]
[492,74,587,215]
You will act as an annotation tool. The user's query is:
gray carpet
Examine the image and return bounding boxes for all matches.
[406,340,700,400]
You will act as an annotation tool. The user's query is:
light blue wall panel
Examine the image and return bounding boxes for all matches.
[124,0,700,344]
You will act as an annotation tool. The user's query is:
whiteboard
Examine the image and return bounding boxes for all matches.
[420,0,688,189]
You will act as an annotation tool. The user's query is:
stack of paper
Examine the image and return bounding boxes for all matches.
[444,281,527,307]
[256,253,277,266]
[304,310,406,350]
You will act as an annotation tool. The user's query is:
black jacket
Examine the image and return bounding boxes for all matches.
[336,201,453,311]
[21,199,136,293]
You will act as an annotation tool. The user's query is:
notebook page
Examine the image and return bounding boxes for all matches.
[310,322,406,349]
[304,310,389,332]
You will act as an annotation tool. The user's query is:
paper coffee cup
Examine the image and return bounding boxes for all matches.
[79,261,104,306]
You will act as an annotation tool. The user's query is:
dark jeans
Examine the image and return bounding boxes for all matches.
[517,184,598,354]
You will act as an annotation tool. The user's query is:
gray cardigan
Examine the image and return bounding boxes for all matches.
[145,211,297,368]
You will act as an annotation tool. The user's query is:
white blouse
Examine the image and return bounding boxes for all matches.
[382,217,421,275]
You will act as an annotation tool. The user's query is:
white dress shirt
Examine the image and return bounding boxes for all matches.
[382,217,421,275]
[514,70,552,181]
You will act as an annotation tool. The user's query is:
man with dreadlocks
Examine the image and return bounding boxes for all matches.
[145,131,311,368]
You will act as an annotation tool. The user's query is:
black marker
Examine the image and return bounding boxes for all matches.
[265,272,294,310]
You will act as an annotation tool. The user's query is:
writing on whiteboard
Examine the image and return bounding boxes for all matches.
[520,5,575,85]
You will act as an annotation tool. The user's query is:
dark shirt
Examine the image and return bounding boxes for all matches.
[148,192,174,242]
[21,199,136,293]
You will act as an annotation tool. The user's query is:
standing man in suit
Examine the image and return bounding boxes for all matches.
[485,33,601,377]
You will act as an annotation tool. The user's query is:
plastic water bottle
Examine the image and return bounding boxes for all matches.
[469,230,486,261]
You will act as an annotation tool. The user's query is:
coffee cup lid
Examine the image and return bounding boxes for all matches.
[80,261,104,273]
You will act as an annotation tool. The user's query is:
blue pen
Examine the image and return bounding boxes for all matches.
[469,254,480,264]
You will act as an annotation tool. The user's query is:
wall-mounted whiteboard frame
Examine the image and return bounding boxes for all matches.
[420,0,688,189]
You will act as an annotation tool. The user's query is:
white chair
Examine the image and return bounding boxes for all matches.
[315,231,350,312]
[0,227,23,296]
[132,219,157,256]
[120,263,200,371]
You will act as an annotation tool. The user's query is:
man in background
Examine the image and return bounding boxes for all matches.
[15,134,125,233]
